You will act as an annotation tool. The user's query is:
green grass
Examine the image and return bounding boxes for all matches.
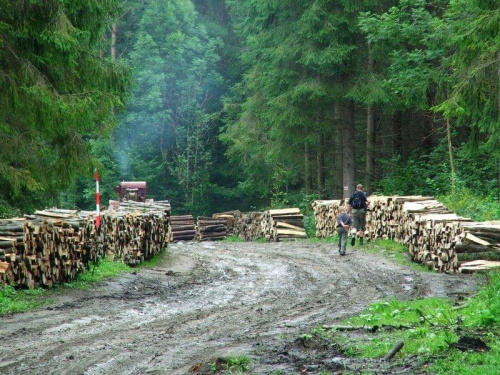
[0,249,168,314]
[0,285,46,314]
[223,235,244,242]
[210,354,252,374]
[311,271,500,374]
[225,354,252,373]
[439,187,500,222]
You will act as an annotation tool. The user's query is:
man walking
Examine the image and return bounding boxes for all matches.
[348,184,370,246]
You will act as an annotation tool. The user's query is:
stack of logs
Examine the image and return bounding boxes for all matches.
[168,215,196,242]
[312,196,500,273]
[455,222,500,273]
[234,212,264,241]
[197,217,227,241]
[0,207,169,288]
[261,208,307,241]
[212,211,241,235]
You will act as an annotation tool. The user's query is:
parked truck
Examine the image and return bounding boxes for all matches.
[114,181,147,202]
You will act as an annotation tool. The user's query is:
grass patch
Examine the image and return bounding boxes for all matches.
[0,249,168,314]
[210,354,252,374]
[223,235,244,242]
[439,187,500,222]
[68,259,133,287]
[136,247,169,268]
[310,271,500,374]
[0,285,46,314]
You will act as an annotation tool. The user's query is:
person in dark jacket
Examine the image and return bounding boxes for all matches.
[337,206,352,255]
[348,184,370,246]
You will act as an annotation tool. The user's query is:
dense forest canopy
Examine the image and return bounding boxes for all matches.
[1,0,500,217]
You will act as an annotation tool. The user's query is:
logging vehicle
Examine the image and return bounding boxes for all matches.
[114,181,147,202]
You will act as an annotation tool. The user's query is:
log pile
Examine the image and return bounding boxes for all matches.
[312,200,344,238]
[168,215,196,242]
[108,200,171,216]
[261,208,307,242]
[311,196,500,273]
[197,217,227,241]
[0,207,169,288]
[455,222,500,273]
[212,211,241,235]
[234,212,264,241]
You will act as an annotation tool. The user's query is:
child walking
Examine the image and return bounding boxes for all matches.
[337,206,352,255]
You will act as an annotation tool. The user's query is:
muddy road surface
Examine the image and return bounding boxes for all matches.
[1,241,479,374]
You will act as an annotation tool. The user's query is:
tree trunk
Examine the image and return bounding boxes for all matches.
[498,51,500,199]
[366,45,375,194]
[342,101,355,199]
[317,133,325,198]
[446,117,456,193]
[392,110,403,156]
[305,142,311,195]
[111,23,117,61]
[333,103,343,199]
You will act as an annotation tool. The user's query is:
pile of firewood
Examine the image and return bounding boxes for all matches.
[312,196,500,273]
[168,215,196,242]
[109,200,171,216]
[234,212,264,241]
[197,217,227,241]
[261,208,307,241]
[312,200,344,238]
[455,222,500,273]
[0,208,169,288]
[212,211,241,235]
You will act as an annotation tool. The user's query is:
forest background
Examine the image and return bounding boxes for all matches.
[1,0,500,222]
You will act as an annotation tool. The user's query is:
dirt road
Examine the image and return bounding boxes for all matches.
[1,241,479,374]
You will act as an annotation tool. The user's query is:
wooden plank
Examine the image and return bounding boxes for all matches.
[269,208,300,216]
[275,228,306,236]
[464,232,491,246]
[275,222,304,231]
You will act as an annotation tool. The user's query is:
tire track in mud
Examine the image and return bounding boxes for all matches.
[0,241,479,375]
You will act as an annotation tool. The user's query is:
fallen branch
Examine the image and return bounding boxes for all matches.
[384,340,404,361]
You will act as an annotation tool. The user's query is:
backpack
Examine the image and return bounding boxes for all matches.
[351,191,365,209]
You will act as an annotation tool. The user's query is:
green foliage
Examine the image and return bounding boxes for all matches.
[320,270,500,372]
[74,259,132,284]
[439,188,500,222]
[0,285,45,315]
[462,272,500,326]
[223,235,244,243]
[108,0,225,215]
[0,0,130,211]
[224,354,252,372]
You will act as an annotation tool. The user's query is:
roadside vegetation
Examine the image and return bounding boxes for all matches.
[0,249,168,315]
[209,354,252,374]
[303,271,500,374]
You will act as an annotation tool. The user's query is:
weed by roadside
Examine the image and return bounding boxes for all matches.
[303,271,500,374]
[209,354,252,374]
[0,285,45,314]
[0,249,168,315]
[223,235,244,242]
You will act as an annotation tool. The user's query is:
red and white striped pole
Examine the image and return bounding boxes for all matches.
[94,169,101,228]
